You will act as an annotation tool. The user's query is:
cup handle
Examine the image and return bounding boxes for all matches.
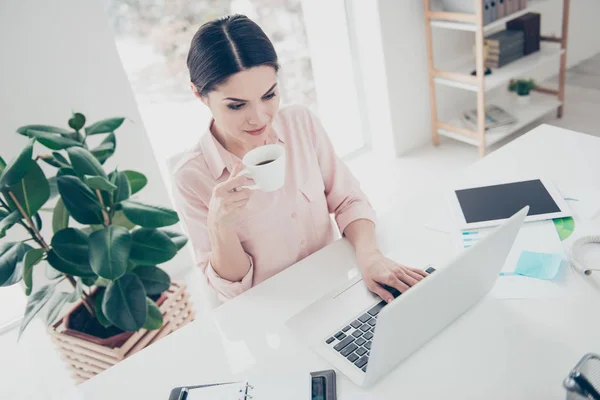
[238,168,260,190]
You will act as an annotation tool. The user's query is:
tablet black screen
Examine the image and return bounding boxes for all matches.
[455,179,560,224]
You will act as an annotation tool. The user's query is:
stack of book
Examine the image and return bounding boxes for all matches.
[484,29,525,68]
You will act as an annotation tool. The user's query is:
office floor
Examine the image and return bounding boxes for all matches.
[3,53,600,399]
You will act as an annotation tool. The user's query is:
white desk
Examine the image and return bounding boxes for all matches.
[78,125,600,400]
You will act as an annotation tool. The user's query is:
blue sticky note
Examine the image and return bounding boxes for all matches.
[508,251,563,280]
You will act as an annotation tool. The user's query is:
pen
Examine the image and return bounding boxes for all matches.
[177,387,189,400]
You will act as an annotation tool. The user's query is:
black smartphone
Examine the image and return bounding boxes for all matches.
[311,369,336,400]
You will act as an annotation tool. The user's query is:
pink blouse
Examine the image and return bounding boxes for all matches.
[171,105,376,301]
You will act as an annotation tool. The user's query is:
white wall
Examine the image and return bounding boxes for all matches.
[356,0,600,156]
[0,0,195,278]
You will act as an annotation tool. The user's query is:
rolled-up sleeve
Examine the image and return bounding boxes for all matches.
[171,168,254,300]
[305,109,377,234]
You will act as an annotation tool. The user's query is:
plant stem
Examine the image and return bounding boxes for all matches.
[66,276,95,317]
[8,191,50,251]
[96,189,110,226]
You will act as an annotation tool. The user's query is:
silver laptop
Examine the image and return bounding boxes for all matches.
[286,207,528,387]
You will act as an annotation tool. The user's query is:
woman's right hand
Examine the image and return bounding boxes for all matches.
[207,163,255,232]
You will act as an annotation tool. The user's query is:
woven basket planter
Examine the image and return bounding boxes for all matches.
[49,282,194,383]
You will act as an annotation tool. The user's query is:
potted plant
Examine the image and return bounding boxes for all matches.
[508,79,536,104]
[0,112,194,382]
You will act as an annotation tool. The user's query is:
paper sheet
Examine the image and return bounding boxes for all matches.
[557,183,600,220]
[500,251,563,280]
[452,220,565,274]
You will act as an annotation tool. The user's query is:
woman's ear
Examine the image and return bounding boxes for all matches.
[191,83,209,106]
[190,83,202,99]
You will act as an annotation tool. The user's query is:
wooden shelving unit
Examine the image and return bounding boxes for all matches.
[423,0,571,156]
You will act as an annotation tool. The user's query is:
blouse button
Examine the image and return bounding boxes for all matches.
[291,212,297,219]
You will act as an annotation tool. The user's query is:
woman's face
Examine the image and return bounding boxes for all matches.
[197,66,280,150]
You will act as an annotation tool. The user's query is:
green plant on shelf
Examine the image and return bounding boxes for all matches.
[0,112,188,339]
[508,79,537,96]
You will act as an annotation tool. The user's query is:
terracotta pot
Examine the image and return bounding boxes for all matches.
[49,282,194,383]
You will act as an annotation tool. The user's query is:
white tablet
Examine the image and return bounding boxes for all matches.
[447,178,572,229]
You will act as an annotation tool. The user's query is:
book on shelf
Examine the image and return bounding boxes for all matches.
[485,52,525,68]
[486,41,525,55]
[460,105,517,131]
[485,30,525,47]
[507,12,541,55]
[441,0,529,25]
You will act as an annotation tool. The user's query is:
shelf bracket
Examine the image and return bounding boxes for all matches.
[533,86,559,96]
[540,35,562,43]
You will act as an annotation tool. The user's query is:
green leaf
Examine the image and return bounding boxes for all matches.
[89,226,131,280]
[48,177,58,201]
[161,229,188,251]
[53,152,70,166]
[132,266,170,295]
[90,133,116,165]
[45,292,70,326]
[17,124,73,137]
[0,156,6,175]
[0,242,31,286]
[52,198,69,233]
[85,117,125,136]
[67,147,107,180]
[109,170,130,203]
[3,160,50,217]
[84,175,117,193]
[111,210,136,230]
[23,248,45,296]
[56,176,103,224]
[121,201,179,228]
[33,212,42,231]
[143,297,163,331]
[81,276,97,286]
[57,167,76,178]
[102,272,147,331]
[123,170,147,195]
[0,210,21,238]
[129,228,177,266]
[51,228,89,266]
[19,283,56,340]
[94,288,112,328]
[40,153,70,169]
[0,138,34,188]
[47,250,95,278]
[127,260,138,272]
[95,277,111,287]
[40,155,62,168]
[45,264,63,280]
[69,113,86,131]
[20,130,81,150]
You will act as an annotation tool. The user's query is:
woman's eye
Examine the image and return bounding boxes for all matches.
[227,103,245,110]
[263,92,276,100]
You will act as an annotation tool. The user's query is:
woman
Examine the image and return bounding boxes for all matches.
[172,15,427,303]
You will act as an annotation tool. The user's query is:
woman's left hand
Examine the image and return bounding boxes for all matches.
[357,249,428,303]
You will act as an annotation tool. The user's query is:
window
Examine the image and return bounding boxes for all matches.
[106,0,366,182]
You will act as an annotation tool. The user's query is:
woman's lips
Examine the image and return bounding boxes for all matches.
[244,125,267,136]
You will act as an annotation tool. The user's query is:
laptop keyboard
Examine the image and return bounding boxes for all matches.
[324,266,436,373]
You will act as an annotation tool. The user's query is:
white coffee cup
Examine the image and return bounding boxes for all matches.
[239,144,286,192]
